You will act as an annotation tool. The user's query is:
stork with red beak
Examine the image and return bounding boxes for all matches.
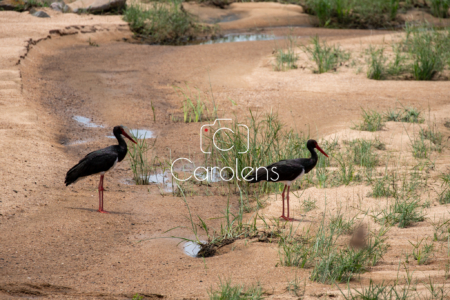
[247,139,328,221]
[65,125,137,213]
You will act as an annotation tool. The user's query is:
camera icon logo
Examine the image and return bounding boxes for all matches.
[200,119,249,154]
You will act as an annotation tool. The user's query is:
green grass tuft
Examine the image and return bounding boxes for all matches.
[354,108,385,132]
[274,34,298,71]
[303,36,350,73]
[208,279,264,300]
[124,0,214,45]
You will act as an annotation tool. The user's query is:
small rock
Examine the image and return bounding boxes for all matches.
[50,1,69,12]
[67,0,125,13]
[31,10,50,18]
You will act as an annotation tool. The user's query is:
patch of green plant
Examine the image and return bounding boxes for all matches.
[304,0,401,28]
[132,294,144,300]
[274,34,298,71]
[405,26,448,80]
[439,174,450,204]
[301,196,317,212]
[174,84,217,122]
[353,108,385,132]
[366,45,387,80]
[387,44,410,76]
[409,238,434,265]
[286,274,305,297]
[347,139,379,168]
[428,0,450,18]
[431,216,450,241]
[334,152,359,185]
[373,197,425,228]
[208,278,264,300]
[371,174,395,198]
[123,0,214,45]
[303,36,350,73]
[338,278,414,300]
[310,226,389,284]
[128,133,158,185]
[329,211,356,235]
[279,212,389,284]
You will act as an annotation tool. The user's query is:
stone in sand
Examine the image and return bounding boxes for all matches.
[67,0,125,13]
[31,10,51,17]
[50,1,69,12]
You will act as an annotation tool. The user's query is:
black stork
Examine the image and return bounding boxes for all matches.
[65,125,137,213]
[247,139,328,221]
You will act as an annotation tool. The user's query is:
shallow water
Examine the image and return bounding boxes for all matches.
[108,129,155,139]
[130,129,155,139]
[199,33,282,45]
[145,172,173,192]
[206,13,240,24]
[73,115,104,128]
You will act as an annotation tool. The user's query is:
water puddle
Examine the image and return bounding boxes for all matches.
[73,115,104,128]
[199,33,282,45]
[206,13,240,24]
[108,129,155,139]
[64,139,93,146]
[184,240,206,257]
[145,172,173,192]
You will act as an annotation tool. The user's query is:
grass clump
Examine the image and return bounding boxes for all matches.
[409,117,443,158]
[409,238,434,265]
[374,197,425,228]
[279,212,389,284]
[124,0,213,45]
[438,174,450,204]
[208,278,264,300]
[302,197,317,212]
[353,108,384,132]
[384,106,424,123]
[304,0,401,28]
[431,216,450,241]
[274,35,298,71]
[363,25,450,80]
[405,25,449,80]
[366,46,387,80]
[128,134,157,185]
[174,85,217,122]
[371,175,395,198]
[428,0,450,18]
[347,139,379,168]
[303,36,350,73]
[339,278,414,300]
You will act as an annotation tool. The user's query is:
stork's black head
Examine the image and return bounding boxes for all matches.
[307,139,328,157]
[113,125,137,144]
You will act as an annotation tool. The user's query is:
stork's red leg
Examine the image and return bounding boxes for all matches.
[280,185,287,219]
[285,186,293,221]
[98,175,108,213]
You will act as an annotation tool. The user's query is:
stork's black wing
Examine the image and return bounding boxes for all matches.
[247,159,307,183]
[65,146,119,186]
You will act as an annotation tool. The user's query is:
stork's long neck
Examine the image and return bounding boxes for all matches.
[308,144,318,163]
[114,131,128,161]
[114,131,127,148]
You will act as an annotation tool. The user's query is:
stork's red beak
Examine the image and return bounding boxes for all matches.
[121,129,137,144]
[315,143,328,158]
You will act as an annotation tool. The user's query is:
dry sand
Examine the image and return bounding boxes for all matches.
[1,4,450,299]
